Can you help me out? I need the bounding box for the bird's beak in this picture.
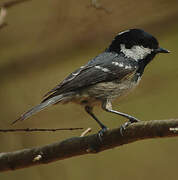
[155,47,170,54]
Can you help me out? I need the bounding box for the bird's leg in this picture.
[85,106,108,139]
[102,100,140,135]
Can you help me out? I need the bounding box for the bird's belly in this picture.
[85,79,141,100]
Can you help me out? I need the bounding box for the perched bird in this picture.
[13,29,169,135]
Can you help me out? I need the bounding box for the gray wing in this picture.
[43,64,92,97]
[43,52,137,102]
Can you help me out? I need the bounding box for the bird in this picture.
[13,29,169,136]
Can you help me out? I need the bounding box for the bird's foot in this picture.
[98,126,108,142]
[120,117,140,136]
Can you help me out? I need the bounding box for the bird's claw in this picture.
[120,118,140,136]
[120,121,131,136]
[98,127,108,142]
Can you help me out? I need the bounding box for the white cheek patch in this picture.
[120,44,153,61]
[95,65,110,72]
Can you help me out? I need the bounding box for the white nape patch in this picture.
[120,44,153,61]
[95,65,110,72]
[118,30,130,36]
[112,61,124,67]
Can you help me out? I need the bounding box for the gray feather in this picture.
[12,93,72,124]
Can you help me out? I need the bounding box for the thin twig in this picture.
[0,7,7,29]
[0,0,30,30]
[80,128,92,137]
[0,0,30,8]
[0,127,83,132]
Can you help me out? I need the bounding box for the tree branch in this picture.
[0,119,178,172]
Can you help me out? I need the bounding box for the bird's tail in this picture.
[12,92,73,125]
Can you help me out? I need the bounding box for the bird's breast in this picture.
[85,74,141,100]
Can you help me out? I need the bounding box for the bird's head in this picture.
[108,29,169,63]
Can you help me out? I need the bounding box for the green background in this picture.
[0,0,178,179]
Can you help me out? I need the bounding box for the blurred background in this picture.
[0,0,178,179]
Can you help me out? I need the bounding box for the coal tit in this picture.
[13,29,170,135]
